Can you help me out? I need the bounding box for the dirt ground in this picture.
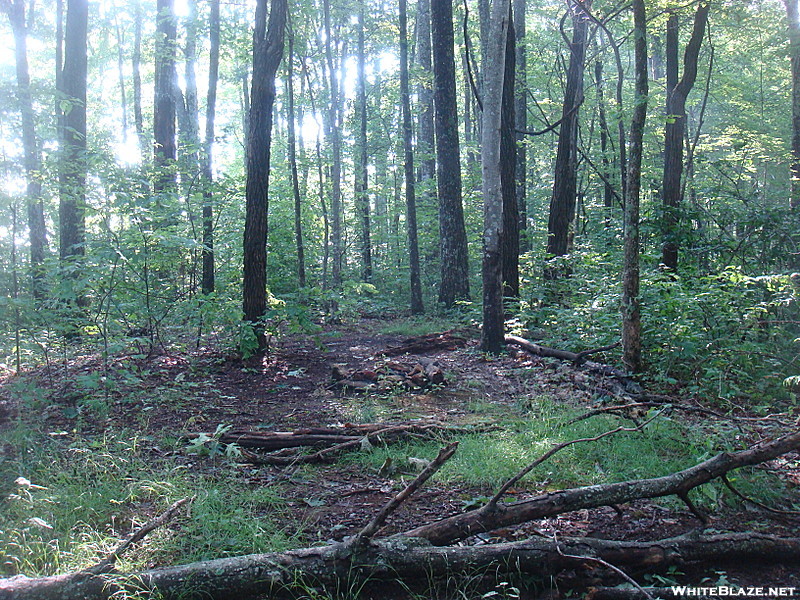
[2,319,800,597]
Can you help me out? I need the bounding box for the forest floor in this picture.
[1,317,800,598]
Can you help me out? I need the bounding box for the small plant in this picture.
[185,424,241,458]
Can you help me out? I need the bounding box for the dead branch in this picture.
[349,442,459,547]
[380,331,468,356]
[4,532,800,600]
[84,497,192,575]
[402,430,800,545]
[505,336,636,393]
[227,423,477,465]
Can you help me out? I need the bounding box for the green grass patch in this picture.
[341,404,784,510]
[378,316,462,338]
[0,427,297,577]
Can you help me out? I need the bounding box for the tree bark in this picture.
[356,3,372,282]
[786,0,800,212]
[501,11,519,299]
[322,0,343,288]
[242,0,287,349]
[2,0,49,299]
[621,0,648,373]
[481,0,511,353]
[400,0,424,314]
[432,0,470,307]
[514,0,528,252]
[545,0,590,267]
[4,532,800,600]
[660,4,709,272]
[132,0,146,161]
[286,29,306,289]
[154,0,177,194]
[417,0,436,185]
[201,0,220,295]
[58,0,88,264]
[595,57,615,228]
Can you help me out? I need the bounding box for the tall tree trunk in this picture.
[286,27,306,288]
[594,57,614,228]
[2,0,49,299]
[114,15,128,140]
[154,0,177,194]
[660,4,709,272]
[481,0,511,353]
[400,0,424,314]
[323,0,343,287]
[242,0,287,350]
[417,0,436,185]
[356,4,372,282]
[432,0,470,307]
[178,0,201,198]
[133,0,146,160]
[514,0,528,252]
[785,0,800,211]
[58,0,88,264]
[201,0,220,295]
[501,8,519,299]
[622,0,648,374]
[545,0,590,266]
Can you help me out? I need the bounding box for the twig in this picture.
[554,533,655,600]
[348,441,459,548]
[722,475,800,518]
[84,496,193,575]
[678,492,709,525]
[574,340,622,363]
[487,414,661,509]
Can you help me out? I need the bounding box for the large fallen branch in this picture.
[211,422,489,465]
[380,331,468,356]
[4,532,800,600]
[505,335,637,393]
[402,429,800,545]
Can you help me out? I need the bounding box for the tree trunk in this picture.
[481,0,511,353]
[201,0,220,295]
[417,0,435,185]
[286,28,306,288]
[545,0,590,266]
[154,0,177,194]
[432,0,470,307]
[786,0,800,212]
[242,0,287,349]
[323,0,343,288]
[621,0,648,374]
[594,57,615,228]
[2,0,49,299]
[178,0,201,202]
[4,534,800,600]
[660,4,709,272]
[514,0,528,252]
[501,10,519,299]
[58,0,88,264]
[132,0,146,161]
[356,4,372,282]
[400,0,424,314]
[114,15,128,139]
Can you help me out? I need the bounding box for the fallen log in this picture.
[505,335,636,391]
[402,429,800,545]
[3,533,800,600]
[330,359,447,391]
[215,422,462,452]
[380,331,468,356]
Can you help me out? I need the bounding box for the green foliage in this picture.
[517,244,799,404]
